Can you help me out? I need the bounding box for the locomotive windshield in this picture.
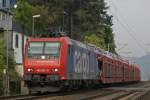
[28,42,60,59]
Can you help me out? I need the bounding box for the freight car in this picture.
[23,36,140,93]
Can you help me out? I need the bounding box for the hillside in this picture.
[135,53,150,81]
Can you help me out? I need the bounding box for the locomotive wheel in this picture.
[37,91,42,94]
[29,90,32,94]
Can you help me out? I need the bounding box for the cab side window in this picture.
[15,34,19,48]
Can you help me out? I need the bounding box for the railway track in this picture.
[112,91,142,100]
[0,89,120,100]
[0,93,60,100]
[79,82,150,100]
[79,90,122,100]
[0,94,29,100]
[0,90,148,100]
[79,90,146,100]
[1,82,150,100]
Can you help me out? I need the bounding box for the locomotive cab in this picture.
[23,37,68,92]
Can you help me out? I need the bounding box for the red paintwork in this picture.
[97,54,140,84]
[24,37,69,80]
[24,36,141,84]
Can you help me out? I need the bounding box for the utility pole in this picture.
[68,13,73,38]
[146,43,150,80]
[3,3,17,96]
[71,14,73,38]
[107,37,111,52]
[32,14,40,37]
[107,43,110,52]
[4,8,10,96]
[32,17,34,37]
[117,43,128,52]
[62,12,65,32]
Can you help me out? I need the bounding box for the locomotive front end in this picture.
[23,38,67,92]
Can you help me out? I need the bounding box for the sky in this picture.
[105,0,150,57]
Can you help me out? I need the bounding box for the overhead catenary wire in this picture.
[107,0,147,55]
[111,1,146,48]
[108,0,150,81]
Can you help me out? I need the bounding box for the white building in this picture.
[12,31,28,77]
[0,0,16,30]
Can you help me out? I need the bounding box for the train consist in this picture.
[23,36,141,93]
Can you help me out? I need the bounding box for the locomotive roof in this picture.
[66,37,99,52]
[27,37,61,42]
[65,37,129,63]
[27,36,135,66]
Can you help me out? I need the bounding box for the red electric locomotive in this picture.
[24,35,141,93]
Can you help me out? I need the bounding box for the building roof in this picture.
[0,8,12,15]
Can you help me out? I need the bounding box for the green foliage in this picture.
[0,34,5,77]
[0,33,20,95]
[32,5,62,35]
[84,33,106,50]
[0,80,4,95]
[13,0,32,30]
[13,0,116,53]
[0,33,4,95]
[7,51,19,80]
[10,81,20,95]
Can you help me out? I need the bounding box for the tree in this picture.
[13,0,33,63]
[13,0,116,53]
[0,33,5,77]
[0,33,20,95]
[32,5,62,35]
[84,33,107,50]
[13,0,32,31]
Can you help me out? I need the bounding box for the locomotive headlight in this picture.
[54,68,58,72]
[51,68,58,72]
[41,55,45,59]
[27,68,33,72]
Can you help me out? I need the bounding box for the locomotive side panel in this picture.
[89,51,99,79]
[73,45,91,79]
[66,41,99,80]
[66,45,74,79]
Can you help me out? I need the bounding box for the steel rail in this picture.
[0,93,59,100]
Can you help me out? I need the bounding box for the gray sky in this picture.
[106,0,150,57]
